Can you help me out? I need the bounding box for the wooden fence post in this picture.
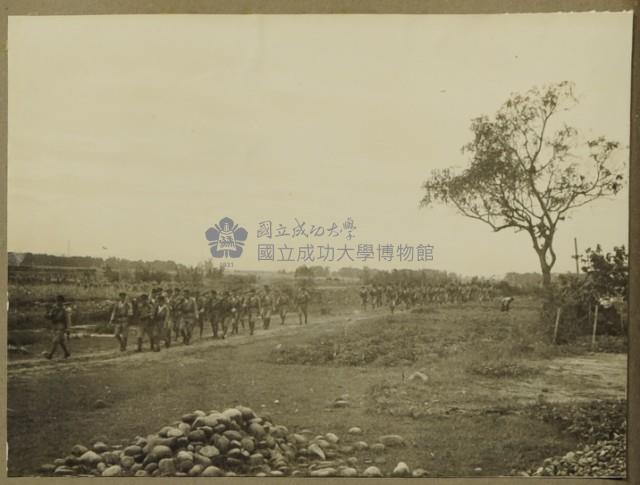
[591,304,599,350]
[553,307,562,344]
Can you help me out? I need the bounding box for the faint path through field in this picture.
[7,309,378,378]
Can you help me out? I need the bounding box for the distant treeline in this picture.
[8,252,227,286]
[8,252,188,272]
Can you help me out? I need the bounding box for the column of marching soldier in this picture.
[109,285,313,352]
[44,281,510,359]
[44,286,312,359]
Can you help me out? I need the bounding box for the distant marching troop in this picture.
[358,282,503,314]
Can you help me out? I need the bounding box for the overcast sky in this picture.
[8,13,632,277]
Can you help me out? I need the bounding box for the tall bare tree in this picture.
[421,81,625,303]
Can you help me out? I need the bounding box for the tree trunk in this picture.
[538,256,556,329]
[541,266,552,294]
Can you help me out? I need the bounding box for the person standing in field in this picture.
[500,296,514,312]
[44,295,72,360]
[109,292,133,352]
[295,287,311,325]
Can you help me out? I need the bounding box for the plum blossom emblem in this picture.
[205,217,248,258]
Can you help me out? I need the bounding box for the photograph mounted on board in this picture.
[6,12,631,478]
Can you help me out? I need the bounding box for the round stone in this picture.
[123,445,142,456]
[177,460,194,473]
[370,443,385,454]
[101,451,119,465]
[340,467,358,477]
[166,427,184,438]
[222,408,243,422]
[214,436,231,453]
[248,422,266,439]
[176,450,193,462]
[310,468,337,477]
[379,435,405,447]
[193,454,212,468]
[249,453,264,466]
[308,443,326,460]
[200,466,224,477]
[54,466,74,476]
[393,461,411,477]
[363,466,383,477]
[236,406,256,421]
[120,455,135,469]
[158,458,176,476]
[353,441,369,450]
[241,437,255,453]
[71,445,89,457]
[223,430,243,442]
[92,442,109,453]
[199,445,220,459]
[188,429,206,442]
[101,465,122,477]
[152,445,173,460]
[325,433,339,444]
[79,450,102,467]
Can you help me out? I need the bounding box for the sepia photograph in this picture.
[5,11,632,479]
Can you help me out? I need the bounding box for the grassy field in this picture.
[6,296,627,477]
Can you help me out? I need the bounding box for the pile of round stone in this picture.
[522,435,626,478]
[38,406,427,478]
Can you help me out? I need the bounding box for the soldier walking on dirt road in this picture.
[136,294,157,352]
[275,290,290,325]
[44,295,72,360]
[260,285,274,330]
[154,294,171,349]
[109,292,132,352]
[179,289,199,345]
